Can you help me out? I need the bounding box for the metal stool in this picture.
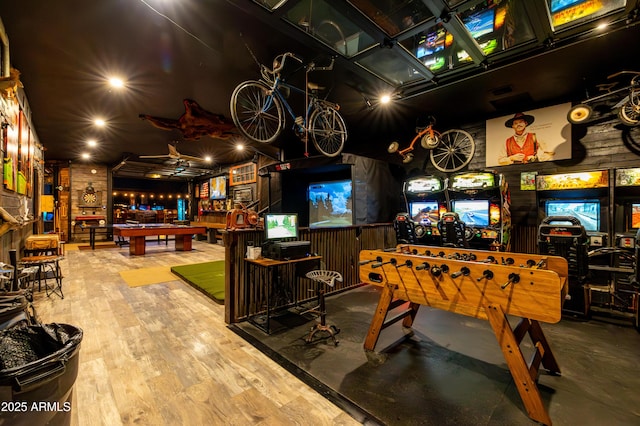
[19,255,64,299]
[304,270,342,346]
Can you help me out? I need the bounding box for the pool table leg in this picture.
[175,234,193,251]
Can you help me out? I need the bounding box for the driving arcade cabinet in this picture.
[395,175,448,245]
[448,171,511,251]
[538,216,590,317]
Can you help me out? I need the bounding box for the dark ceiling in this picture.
[1,0,639,180]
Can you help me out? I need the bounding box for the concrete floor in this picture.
[231,285,640,426]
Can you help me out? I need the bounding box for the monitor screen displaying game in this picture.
[308,180,353,228]
[630,203,640,229]
[265,213,299,240]
[462,8,495,39]
[545,199,600,232]
[550,0,586,13]
[409,201,440,225]
[451,199,489,227]
[415,27,447,60]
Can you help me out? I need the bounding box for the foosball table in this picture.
[359,244,569,426]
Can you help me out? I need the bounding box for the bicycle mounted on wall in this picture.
[230,52,347,158]
[387,116,476,173]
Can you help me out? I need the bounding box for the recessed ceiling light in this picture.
[94,118,106,127]
[236,144,244,151]
[379,94,392,104]
[87,139,97,147]
[204,155,212,162]
[108,77,125,88]
[81,152,90,159]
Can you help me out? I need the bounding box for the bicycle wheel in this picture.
[230,80,284,144]
[429,129,475,173]
[309,106,347,157]
[619,101,640,126]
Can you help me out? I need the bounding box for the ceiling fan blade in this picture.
[139,154,171,159]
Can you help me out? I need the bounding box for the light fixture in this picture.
[379,94,392,105]
[236,144,244,151]
[94,118,106,127]
[108,77,125,88]
[81,152,90,159]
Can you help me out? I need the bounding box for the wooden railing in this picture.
[222,224,396,324]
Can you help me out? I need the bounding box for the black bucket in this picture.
[0,323,83,426]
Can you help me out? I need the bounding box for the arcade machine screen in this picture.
[414,26,451,72]
[409,201,440,225]
[544,199,600,232]
[631,203,640,229]
[308,180,353,228]
[451,200,489,227]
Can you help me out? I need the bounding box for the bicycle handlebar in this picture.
[271,52,303,76]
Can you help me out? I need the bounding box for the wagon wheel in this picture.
[619,102,640,126]
[429,129,475,173]
[567,104,593,124]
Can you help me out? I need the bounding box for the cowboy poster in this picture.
[485,103,572,167]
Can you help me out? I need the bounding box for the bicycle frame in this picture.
[261,76,313,132]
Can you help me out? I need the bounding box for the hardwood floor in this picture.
[32,240,359,425]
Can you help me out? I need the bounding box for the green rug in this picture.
[171,261,225,304]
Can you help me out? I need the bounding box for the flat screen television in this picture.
[409,201,439,225]
[462,8,495,39]
[451,199,490,227]
[630,203,640,229]
[308,180,353,228]
[265,213,299,240]
[210,175,226,200]
[544,199,600,232]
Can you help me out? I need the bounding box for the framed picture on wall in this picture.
[485,103,572,167]
[2,96,20,192]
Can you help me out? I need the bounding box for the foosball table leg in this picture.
[485,303,553,426]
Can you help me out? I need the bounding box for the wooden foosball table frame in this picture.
[359,244,569,426]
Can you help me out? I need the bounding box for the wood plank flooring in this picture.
[32,240,359,425]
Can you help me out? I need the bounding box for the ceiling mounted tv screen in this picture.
[308,180,353,228]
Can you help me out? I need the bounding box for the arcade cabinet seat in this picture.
[437,212,469,248]
[538,216,589,278]
[393,213,417,244]
[538,216,589,316]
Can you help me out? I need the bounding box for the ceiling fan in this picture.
[139,143,209,164]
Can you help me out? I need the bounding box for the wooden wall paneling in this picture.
[224,225,394,324]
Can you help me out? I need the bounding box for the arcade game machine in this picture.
[536,170,610,249]
[447,171,511,251]
[398,175,448,245]
[536,170,610,317]
[584,167,640,324]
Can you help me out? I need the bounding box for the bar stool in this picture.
[19,255,64,299]
[304,270,342,346]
